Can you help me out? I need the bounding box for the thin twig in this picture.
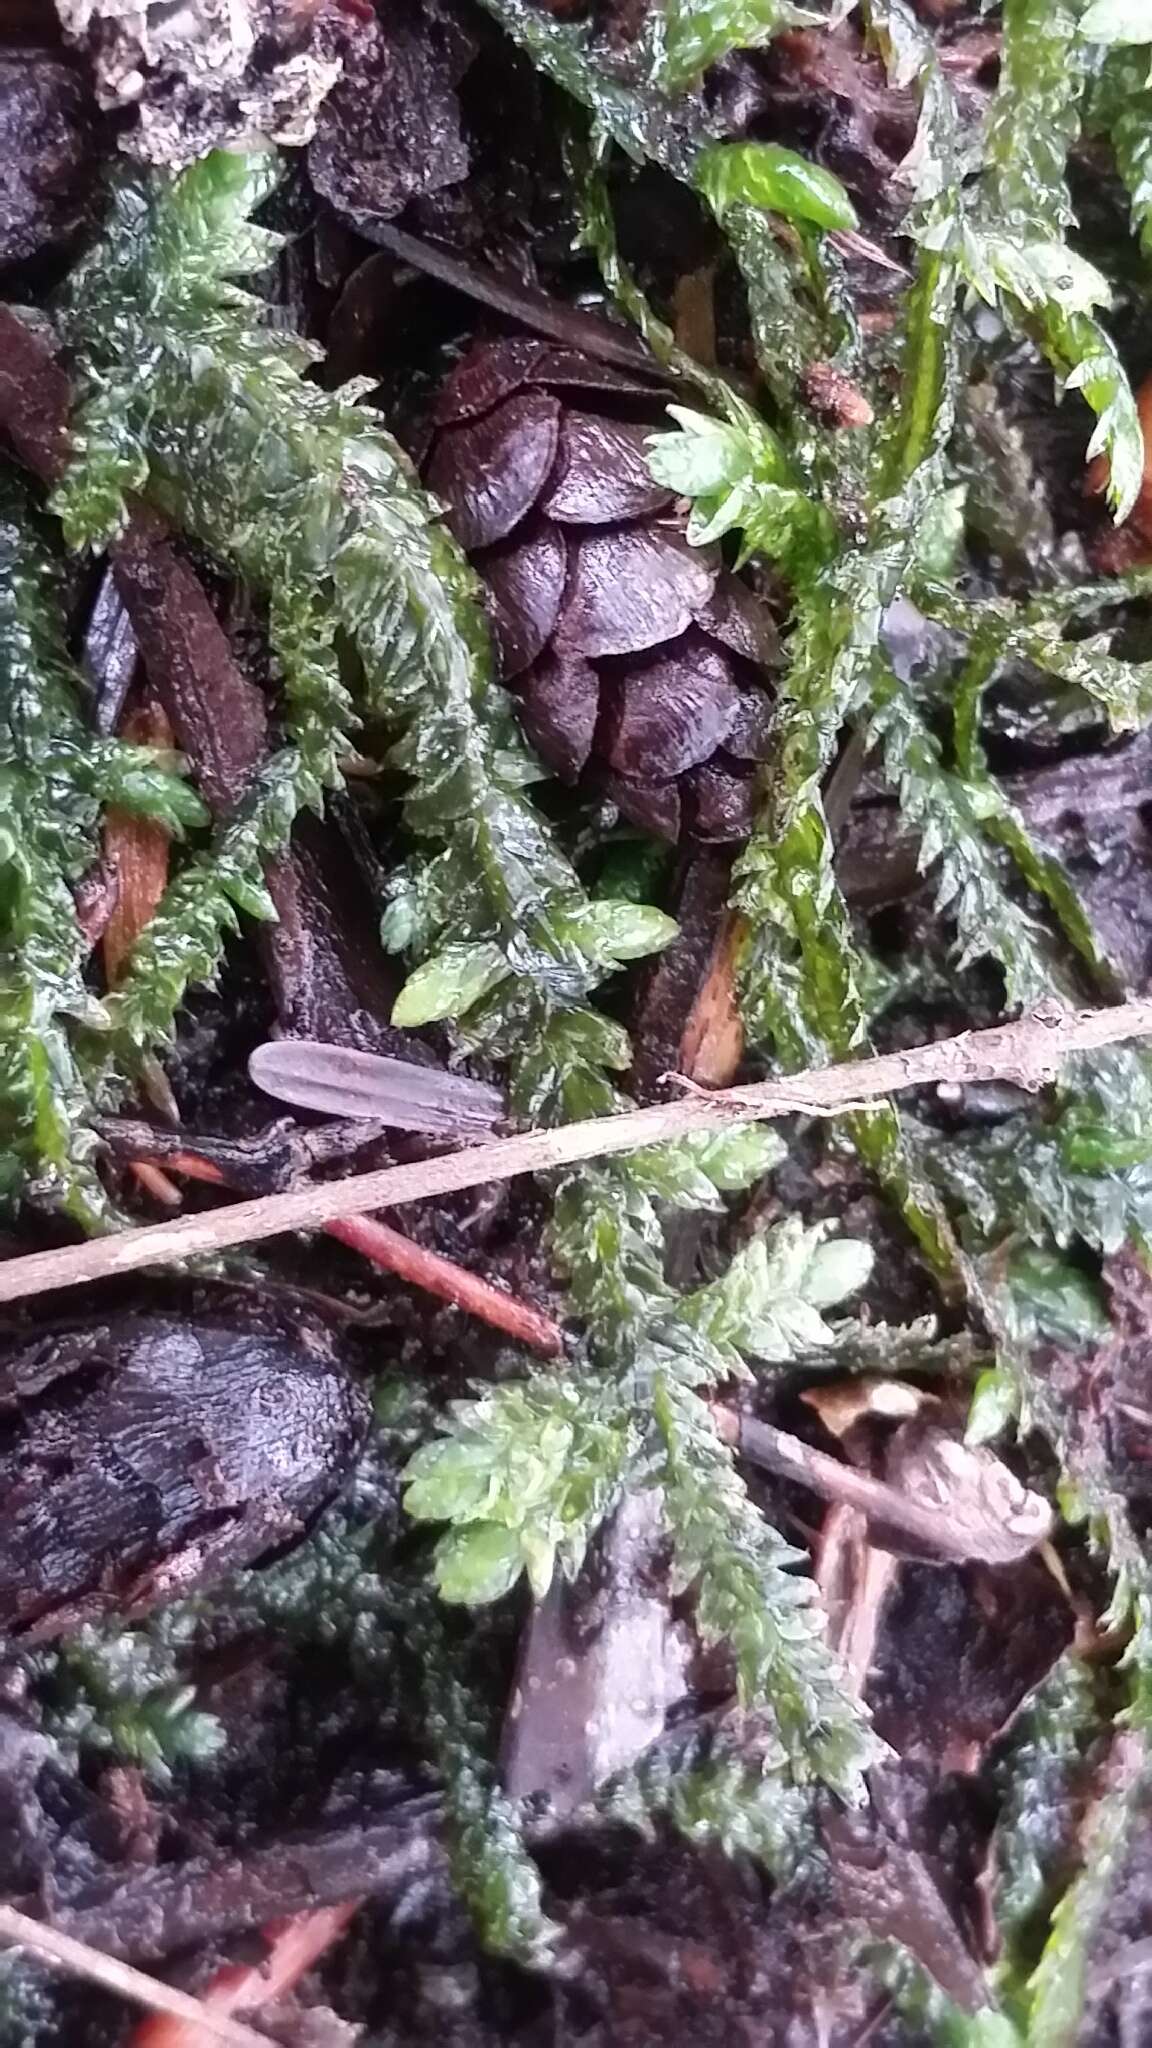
[720,1412,1053,1566]
[0,1905,271,2048]
[325,1216,564,1355]
[350,219,668,379]
[43,1798,444,1960]
[2,998,1151,1307]
[154,1151,564,1355]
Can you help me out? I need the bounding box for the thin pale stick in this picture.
[0,1905,270,2048]
[3,997,1151,1307]
[723,1413,1052,1566]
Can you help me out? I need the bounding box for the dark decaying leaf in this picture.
[1015,743,1152,1000]
[263,811,420,1060]
[1047,1247,1152,1532]
[539,410,675,523]
[309,0,473,224]
[605,633,741,780]
[477,516,567,678]
[556,523,718,657]
[519,646,601,780]
[426,390,561,549]
[865,1554,1074,1766]
[0,302,71,484]
[631,849,735,1097]
[0,1318,368,1638]
[0,51,99,266]
[111,508,267,815]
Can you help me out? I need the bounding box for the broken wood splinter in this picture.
[721,1410,1053,1567]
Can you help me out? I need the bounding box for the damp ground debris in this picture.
[4,0,1152,2042]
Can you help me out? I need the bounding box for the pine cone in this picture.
[424,338,779,841]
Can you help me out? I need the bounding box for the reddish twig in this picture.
[325,1215,563,1354]
[3,998,1152,1307]
[128,1161,184,1209]
[678,908,746,1087]
[156,1151,563,1356]
[127,1901,361,2048]
[104,701,178,985]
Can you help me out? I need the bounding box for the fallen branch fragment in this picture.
[3,998,1151,1306]
[678,907,747,1086]
[348,219,667,378]
[722,1412,1054,1566]
[39,1799,444,1960]
[0,1905,271,2048]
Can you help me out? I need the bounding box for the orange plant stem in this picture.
[157,1151,564,1357]
[128,1900,362,2047]
[325,1213,563,1354]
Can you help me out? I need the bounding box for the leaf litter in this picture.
[4,0,1152,2043]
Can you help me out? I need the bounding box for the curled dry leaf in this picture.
[111,513,267,816]
[884,1420,1055,1567]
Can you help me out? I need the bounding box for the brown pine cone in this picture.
[424,337,779,842]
